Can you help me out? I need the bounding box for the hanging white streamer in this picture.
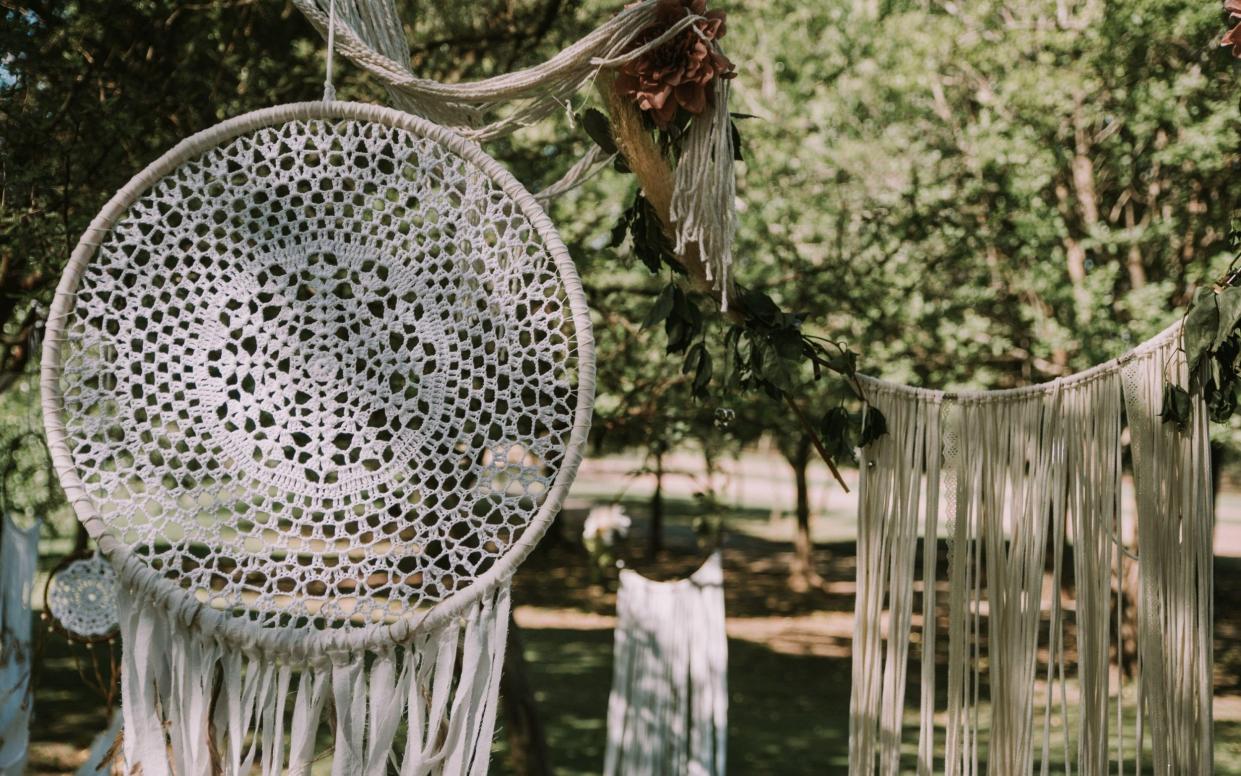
[1121,338,1215,775]
[604,553,728,776]
[116,583,512,776]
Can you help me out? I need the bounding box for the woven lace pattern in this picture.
[56,118,579,630]
[46,553,119,638]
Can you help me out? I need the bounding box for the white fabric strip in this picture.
[604,553,727,776]
[74,709,122,776]
[0,514,39,776]
[114,582,513,776]
[1121,338,1215,775]
[850,389,941,775]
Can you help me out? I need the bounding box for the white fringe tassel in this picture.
[1122,339,1214,775]
[851,337,1214,775]
[604,553,727,776]
[117,583,511,776]
[670,75,737,309]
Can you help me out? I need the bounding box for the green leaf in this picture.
[738,289,779,326]
[682,342,704,375]
[730,120,743,162]
[1159,382,1192,432]
[666,316,693,353]
[1183,287,1219,376]
[757,338,795,391]
[629,196,674,275]
[610,206,634,248]
[820,406,854,460]
[678,289,703,342]
[1208,383,1237,423]
[1215,285,1241,350]
[691,348,713,398]
[642,284,675,330]
[858,404,888,447]
[580,109,617,155]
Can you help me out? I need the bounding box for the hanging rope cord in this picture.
[856,320,1184,571]
[849,316,1215,775]
[299,0,694,135]
[295,0,738,303]
[857,318,1181,405]
[322,0,337,101]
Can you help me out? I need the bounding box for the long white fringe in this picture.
[851,335,1214,775]
[604,553,727,776]
[117,583,511,776]
[75,710,122,776]
[1122,338,1214,775]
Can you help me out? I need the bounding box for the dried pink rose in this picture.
[614,0,736,129]
[1225,0,1241,57]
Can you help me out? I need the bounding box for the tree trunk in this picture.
[501,616,552,776]
[787,434,823,592]
[1060,96,1100,323]
[647,449,665,559]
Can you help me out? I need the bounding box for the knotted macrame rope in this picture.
[850,319,1213,775]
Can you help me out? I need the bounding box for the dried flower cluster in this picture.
[614,0,735,129]
[1226,0,1241,57]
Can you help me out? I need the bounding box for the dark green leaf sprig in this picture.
[1165,278,1241,430]
[1164,230,1241,431]
[584,106,887,485]
[616,198,887,474]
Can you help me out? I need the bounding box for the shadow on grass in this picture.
[491,628,850,776]
[25,617,115,775]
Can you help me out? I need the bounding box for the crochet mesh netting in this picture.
[56,118,580,630]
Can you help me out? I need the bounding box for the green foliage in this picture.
[6,0,1235,494]
[1161,383,1193,431]
[1169,230,1241,429]
[725,0,1237,396]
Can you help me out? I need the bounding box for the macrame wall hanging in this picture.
[42,98,595,775]
[605,552,728,776]
[0,512,40,776]
[848,323,1214,775]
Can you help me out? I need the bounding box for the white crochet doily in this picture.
[46,553,119,639]
[49,105,592,633]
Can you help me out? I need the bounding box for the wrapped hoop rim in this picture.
[41,101,596,660]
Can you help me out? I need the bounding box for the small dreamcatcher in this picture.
[41,550,121,771]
